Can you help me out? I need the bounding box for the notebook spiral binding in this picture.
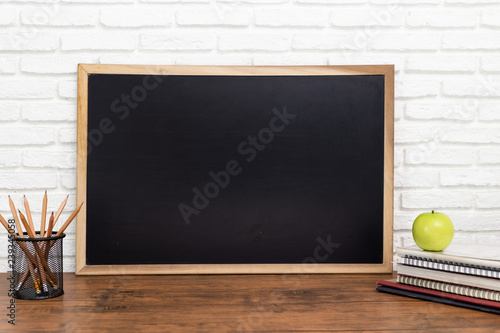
[397,275,500,302]
[402,256,500,279]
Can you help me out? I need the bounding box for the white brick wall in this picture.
[179,8,251,26]
[0,81,56,99]
[479,103,500,120]
[21,7,98,26]
[0,0,499,272]
[257,8,327,27]
[405,103,475,120]
[140,32,214,50]
[482,10,500,27]
[406,10,477,28]
[21,56,97,74]
[22,103,77,121]
[61,33,138,51]
[0,33,57,51]
[101,8,173,27]
[443,33,500,50]
[0,104,19,121]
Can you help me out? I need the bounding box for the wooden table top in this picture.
[1,273,498,332]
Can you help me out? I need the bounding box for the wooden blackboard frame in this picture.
[76,64,394,275]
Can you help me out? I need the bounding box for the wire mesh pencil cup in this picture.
[12,232,65,300]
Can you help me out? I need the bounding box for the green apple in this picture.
[412,210,454,251]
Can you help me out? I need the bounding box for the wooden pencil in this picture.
[18,210,32,238]
[17,255,40,293]
[0,213,16,238]
[55,202,84,237]
[8,196,24,238]
[23,195,36,236]
[40,191,48,237]
[43,213,55,259]
[12,242,42,294]
[45,212,55,238]
[53,195,69,227]
[18,211,50,293]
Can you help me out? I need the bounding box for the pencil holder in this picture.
[12,232,65,300]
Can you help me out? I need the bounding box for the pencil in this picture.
[46,212,55,238]
[8,196,24,238]
[43,213,55,260]
[41,191,48,237]
[23,196,36,236]
[18,211,52,293]
[18,256,40,293]
[13,243,41,294]
[55,202,84,237]
[18,210,32,238]
[53,195,68,227]
[0,213,16,238]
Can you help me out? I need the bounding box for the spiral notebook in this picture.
[397,264,500,291]
[396,244,500,272]
[399,256,500,279]
[397,275,500,302]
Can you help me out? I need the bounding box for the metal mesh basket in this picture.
[12,232,65,300]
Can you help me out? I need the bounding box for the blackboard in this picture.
[76,65,394,275]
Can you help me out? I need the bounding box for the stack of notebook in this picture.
[376,243,500,314]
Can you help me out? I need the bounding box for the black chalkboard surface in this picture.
[76,65,394,275]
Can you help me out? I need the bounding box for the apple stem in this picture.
[432,210,434,214]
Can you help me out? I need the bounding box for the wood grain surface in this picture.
[1,273,498,332]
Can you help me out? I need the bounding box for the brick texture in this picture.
[0,0,499,272]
